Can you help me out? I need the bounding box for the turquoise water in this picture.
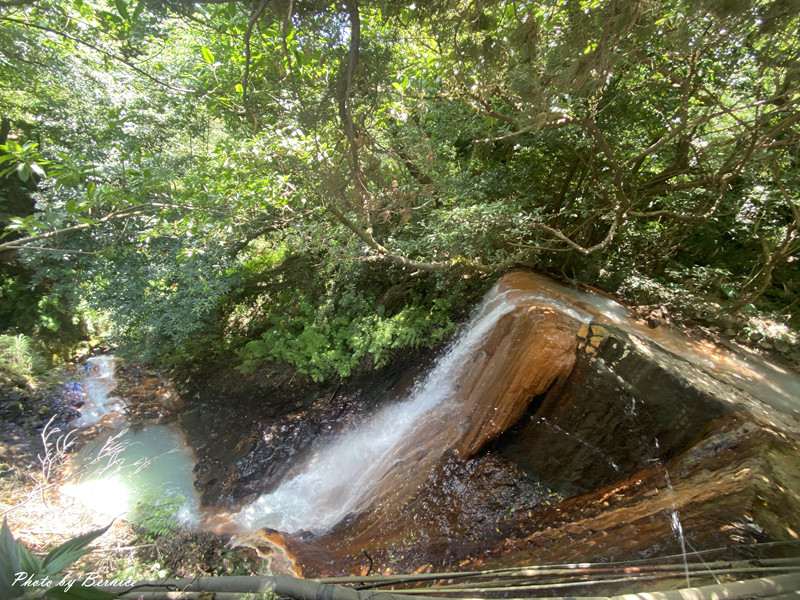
[64,356,201,526]
[65,421,200,525]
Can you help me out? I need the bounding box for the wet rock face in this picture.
[285,320,799,577]
[304,451,560,575]
[277,276,799,577]
[181,271,799,577]
[494,324,734,496]
[182,348,440,508]
[115,363,183,423]
[452,305,578,457]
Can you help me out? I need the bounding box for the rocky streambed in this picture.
[24,270,798,584]
[173,271,800,578]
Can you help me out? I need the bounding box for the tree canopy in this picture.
[1,0,798,379]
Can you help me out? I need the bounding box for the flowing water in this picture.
[74,356,125,427]
[233,289,521,533]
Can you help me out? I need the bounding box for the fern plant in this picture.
[0,518,115,599]
[0,334,45,385]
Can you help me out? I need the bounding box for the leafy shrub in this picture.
[0,518,113,599]
[240,294,456,381]
[129,493,184,542]
[0,334,47,386]
[232,252,478,381]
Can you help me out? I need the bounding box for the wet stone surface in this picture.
[181,349,439,508]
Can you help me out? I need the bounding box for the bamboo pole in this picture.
[355,557,800,591]
[319,540,800,587]
[107,576,442,600]
[394,560,800,591]
[104,572,800,600]
[99,542,800,600]
[379,567,800,594]
[610,572,800,600]
[114,594,249,599]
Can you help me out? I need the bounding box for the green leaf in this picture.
[235,82,244,95]
[16,163,31,182]
[1,518,25,598]
[200,46,215,65]
[114,0,129,21]
[131,0,145,21]
[30,162,46,178]
[18,542,42,574]
[41,522,113,576]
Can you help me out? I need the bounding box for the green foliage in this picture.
[0,333,47,386]
[0,0,798,374]
[240,278,458,381]
[0,518,114,599]
[129,493,183,542]
[0,270,90,362]
[0,141,48,183]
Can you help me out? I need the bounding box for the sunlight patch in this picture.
[61,475,131,519]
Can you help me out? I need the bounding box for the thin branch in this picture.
[241,0,270,114]
[0,206,154,253]
[1,245,99,255]
[475,112,573,143]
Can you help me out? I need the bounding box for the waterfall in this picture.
[75,355,124,427]
[233,286,520,534]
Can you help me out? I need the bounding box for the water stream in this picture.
[74,356,124,427]
[63,357,201,526]
[233,288,520,533]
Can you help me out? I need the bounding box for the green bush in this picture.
[0,333,47,386]
[129,493,185,542]
[240,293,456,382]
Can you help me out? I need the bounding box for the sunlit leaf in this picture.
[114,0,129,21]
[1,519,25,599]
[30,162,46,178]
[200,46,215,64]
[41,522,113,576]
[16,163,31,182]
[18,543,41,574]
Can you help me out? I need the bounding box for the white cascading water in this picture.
[75,355,124,426]
[233,286,520,534]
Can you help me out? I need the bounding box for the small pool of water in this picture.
[63,356,201,526]
[64,424,200,525]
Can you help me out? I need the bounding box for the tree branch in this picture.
[329,0,478,273]
[0,206,155,253]
[241,0,270,117]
